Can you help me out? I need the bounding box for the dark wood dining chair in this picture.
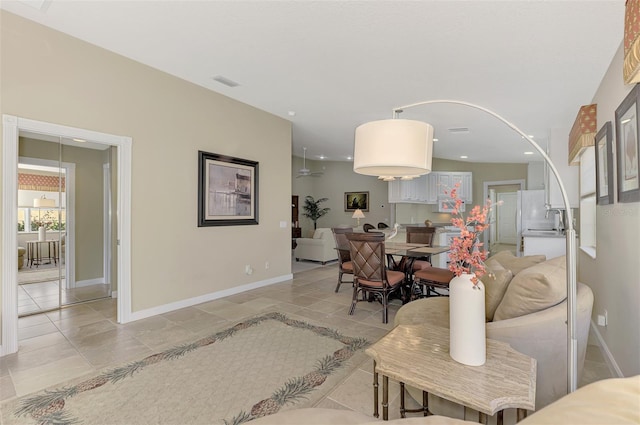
[377,222,389,229]
[406,226,437,272]
[331,227,354,293]
[363,223,376,232]
[346,232,405,323]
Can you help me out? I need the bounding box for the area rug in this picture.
[1,312,370,425]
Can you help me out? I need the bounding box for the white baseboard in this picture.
[75,277,105,287]
[589,320,624,378]
[111,290,118,299]
[127,273,293,323]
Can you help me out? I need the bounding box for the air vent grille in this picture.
[212,75,240,87]
[448,127,470,133]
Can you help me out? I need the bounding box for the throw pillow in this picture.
[489,250,546,275]
[493,256,567,321]
[482,268,514,322]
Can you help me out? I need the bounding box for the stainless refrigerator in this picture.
[516,190,555,255]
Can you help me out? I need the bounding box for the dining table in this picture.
[384,242,450,300]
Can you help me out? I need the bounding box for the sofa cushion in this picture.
[489,250,546,275]
[482,267,513,322]
[493,256,567,321]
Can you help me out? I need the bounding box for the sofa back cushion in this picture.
[489,251,546,276]
[482,265,514,322]
[493,256,567,321]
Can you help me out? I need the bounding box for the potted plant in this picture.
[302,196,330,230]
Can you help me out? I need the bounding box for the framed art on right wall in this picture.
[595,121,614,205]
[615,84,640,203]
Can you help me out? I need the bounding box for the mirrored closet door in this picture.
[17,133,116,316]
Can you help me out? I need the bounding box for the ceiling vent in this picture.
[212,75,240,87]
[448,127,470,134]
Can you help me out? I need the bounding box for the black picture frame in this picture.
[615,85,640,203]
[344,191,369,212]
[595,121,614,205]
[197,151,258,227]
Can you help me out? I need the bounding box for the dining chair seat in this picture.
[356,269,404,288]
[412,260,432,272]
[414,266,454,297]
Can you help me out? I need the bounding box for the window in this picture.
[579,147,596,258]
[17,207,66,233]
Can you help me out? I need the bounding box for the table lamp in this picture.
[352,209,365,226]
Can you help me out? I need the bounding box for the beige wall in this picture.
[292,157,390,237]
[581,42,640,376]
[1,11,292,323]
[19,137,107,282]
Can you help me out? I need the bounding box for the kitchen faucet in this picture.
[545,208,565,232]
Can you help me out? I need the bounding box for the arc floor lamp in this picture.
[353,99,578,394]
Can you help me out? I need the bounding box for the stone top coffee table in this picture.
[365,324,536,424]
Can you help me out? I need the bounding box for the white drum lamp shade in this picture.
[33,195,55,208]
[353,119,434,177]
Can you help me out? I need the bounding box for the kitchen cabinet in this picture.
[427,172,472,203]
[388,175,429,203]
[388,171,472,204]
[523,234,566,259]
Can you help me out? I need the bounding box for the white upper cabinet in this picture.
[389,171,472,204]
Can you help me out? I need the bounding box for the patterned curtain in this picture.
[18,173,66,192]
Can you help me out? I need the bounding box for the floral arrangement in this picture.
[443,183,496,286]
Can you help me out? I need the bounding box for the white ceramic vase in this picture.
[449,273,486,366]
[38,226,46,241]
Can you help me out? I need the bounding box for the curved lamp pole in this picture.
[389,100,578,393]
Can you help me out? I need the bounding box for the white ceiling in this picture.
[1,1,625,164]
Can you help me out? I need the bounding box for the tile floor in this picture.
[18,280,112,316]
[0,261,613,422]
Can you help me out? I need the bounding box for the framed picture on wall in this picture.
[615,84,640,203]
[198,151,259,226]
[344,191,369,212]
[595,121,614,205]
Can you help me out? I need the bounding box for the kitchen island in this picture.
[522,230,566,259]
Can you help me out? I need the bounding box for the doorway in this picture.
[482,179,525,254]
[2,115,132,356]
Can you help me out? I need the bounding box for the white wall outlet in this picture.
[265,261,269,269]
[245,265,253,275]
[597,310,608,327]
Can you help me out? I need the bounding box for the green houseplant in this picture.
[302,196,330,230]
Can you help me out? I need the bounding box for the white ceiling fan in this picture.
[296,147,324,178]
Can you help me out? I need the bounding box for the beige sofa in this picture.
[249,375,640,424]
[394,252,594,411]
[294,228,339,264]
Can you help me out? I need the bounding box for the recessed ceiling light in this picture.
[460,155,468,159]
[346,156,353,160]
[72,138,86,143]
[288,111,296,117]
[528,135,535,138]
[524,151,534,155]
[433,138,439,142]
[318,155,326,160]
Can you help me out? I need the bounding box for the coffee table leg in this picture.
[516,408,528,422]
[497,410,504,425]
[373,360,379,418]
[400,382,406,418]
[382,375,389,420]
[423,391,429,416]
